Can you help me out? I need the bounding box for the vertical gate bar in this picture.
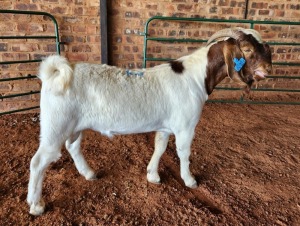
[100,0,108,64]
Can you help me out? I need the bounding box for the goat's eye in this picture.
[243,49,252,53]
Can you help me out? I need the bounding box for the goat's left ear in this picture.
[223,42,244,80]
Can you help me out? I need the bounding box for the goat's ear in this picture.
[223,42,244,80]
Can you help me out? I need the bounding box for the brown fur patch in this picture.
[170,60,185,74]
[205,41,228,95]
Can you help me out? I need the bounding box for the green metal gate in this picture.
[143,16,300,105]
[0,10,61,116]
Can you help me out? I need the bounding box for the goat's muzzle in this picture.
[253,64,272,81]
[254,69,268,80]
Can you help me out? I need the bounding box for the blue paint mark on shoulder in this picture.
[126,69,144,77]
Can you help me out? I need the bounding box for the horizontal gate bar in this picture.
[0,106,40,116]
[0,75,37,82]
[1,91,40,100]
[145,57,300,67]
[207,99,300,105]
[215,87,300,92]
[0,59,42,65]
[0,36,57,39]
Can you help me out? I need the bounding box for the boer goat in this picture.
[27,27,272,215]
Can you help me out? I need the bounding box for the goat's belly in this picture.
[89,121,171,137]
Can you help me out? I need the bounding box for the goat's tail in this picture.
[38,55,73,94]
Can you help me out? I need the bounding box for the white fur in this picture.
[38,55,73,94]
[27,47,210,215]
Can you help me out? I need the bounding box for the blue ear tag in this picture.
[233,58,246,72]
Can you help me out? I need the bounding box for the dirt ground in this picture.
[0,103,299,225]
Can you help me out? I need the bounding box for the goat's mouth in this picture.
[254,69,268,81]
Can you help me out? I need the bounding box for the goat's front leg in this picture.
[175,130,197,188]
[27,145,62,215]
[147,132,170,184]
[65,132,96,180]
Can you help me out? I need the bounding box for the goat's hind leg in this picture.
[65,132,96,180]
[147,132,170,184]
[27,144,62,215]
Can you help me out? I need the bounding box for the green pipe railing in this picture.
[0,10,61,116]
[143,16,300,105]
[0,75,37,82]
[0,59,44,65]
[1,91,40,100]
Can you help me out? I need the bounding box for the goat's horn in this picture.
[236,28,263,43]
[206,27,263,45]
[206,28,241,46]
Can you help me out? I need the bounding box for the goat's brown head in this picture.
[206,28,272,94]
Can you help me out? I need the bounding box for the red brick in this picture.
[274,10,285,17]
[0,43,8,51]
[258,10,270,16]
[29,24,44,32]
[75,0,83,5]
[60,25,72,32]
[83,7,96,16]
[219,0,229,7]
[177,4,193,11]
[10,80,41,92]
[73,25,86,33]
[251,2,268,9]
[51,7,67,14]
[86,25,97,35]
[12,44,39,52]
[0,83,12,92]
[87,35,100,43]
[125,12,141,18]
[67,53,88,62]
[61,35,74,43]
[15,3,37,11]
[146,4,158,10]
[288,4,300,10]
[44,0,59,2]
[222,7,232,14]
[17,23,28,32]
[2,53,30,61]
[74,7,84,15]
[75,36,87,43]
[63,16,82,24]
[72,45,92,53]
[132,46,139,53]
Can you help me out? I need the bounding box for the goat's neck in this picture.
[205,42,228,95]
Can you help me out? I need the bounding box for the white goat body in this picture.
[39,49,209,138]
[28,47,209,215]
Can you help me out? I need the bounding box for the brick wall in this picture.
[1,0,299,113]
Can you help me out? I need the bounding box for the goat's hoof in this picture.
[185,178,198,189]
[85,171,97,180]
[29,199,45,216]
[147,173,161,185]
[187,181,198,189]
